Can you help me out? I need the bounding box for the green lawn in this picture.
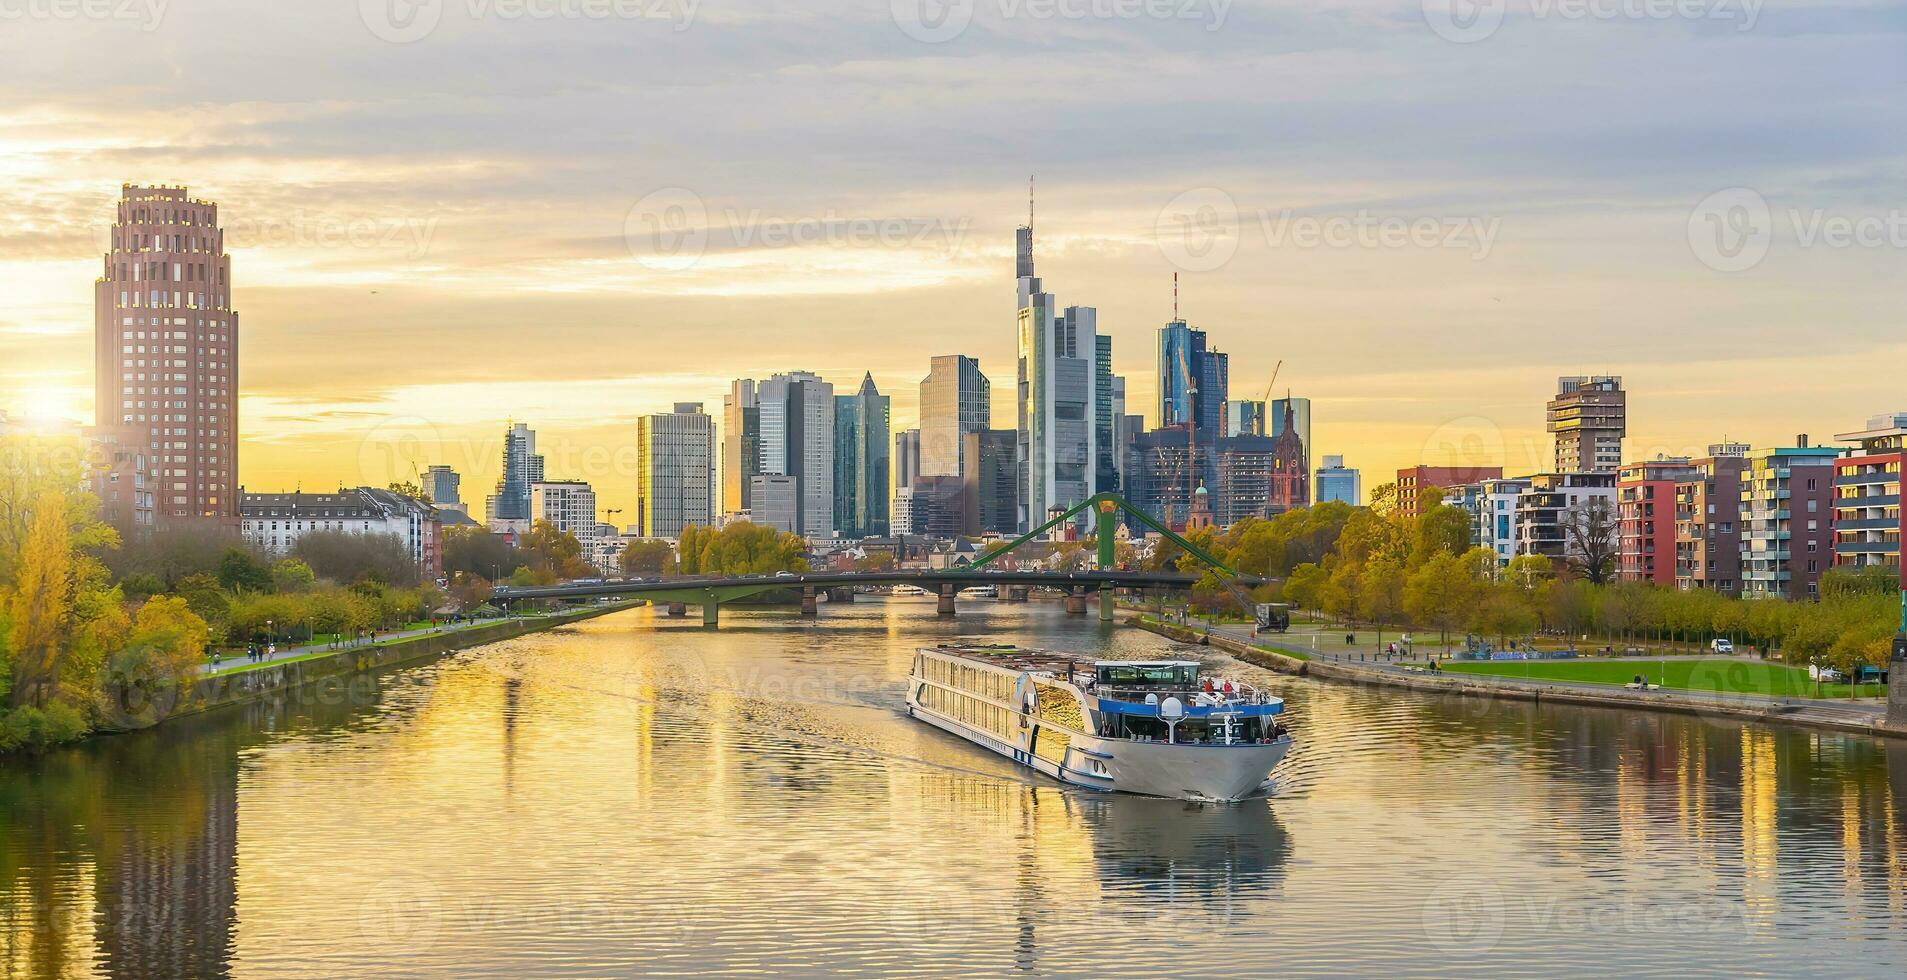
[1437,657,1884,700]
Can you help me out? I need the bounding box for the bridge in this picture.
[492,493,1265,627]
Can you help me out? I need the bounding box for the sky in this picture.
[3,0,1905,519]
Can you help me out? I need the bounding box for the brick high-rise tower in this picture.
[94,185,239,524]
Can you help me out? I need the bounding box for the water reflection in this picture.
[1,602,1905,976]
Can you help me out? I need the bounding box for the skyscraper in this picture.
[722,379,760,517]
[1315,455,1361,505]
[962,429,1019,535]
[487,422,544,527]
[638,402,716,538]
[1548,376,1626,473]
[94,184,239,524]
[757,371,835,539]
[530,480,599,564]
[919,355,989,478]
[1094,335,1120,494]
[894,428,920,489]
[423,465,462,510]
[1225,400,1266,437]
[1157,319,1227,434]
[1015,210,1098,531]
[832,373,891,538]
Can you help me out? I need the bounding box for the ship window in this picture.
[1096,664,1197,687]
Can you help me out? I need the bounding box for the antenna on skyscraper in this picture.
[1173,272,1178,322]
[1027,174,1035,242]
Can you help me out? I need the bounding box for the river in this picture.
[4,600,1906,977]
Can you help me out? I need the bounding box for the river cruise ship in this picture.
[906,643,1291,802]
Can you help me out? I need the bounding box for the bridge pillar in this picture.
[702,601,719,627]
[800,586,818,616]
[827,587,855,603]
[1099,585,1114,622]
[1006,586,1028,603]
[667,602,687,617]
[937,585,957,616]
[1064,588,1087,615]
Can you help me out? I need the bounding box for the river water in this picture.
[4,600,1906,978]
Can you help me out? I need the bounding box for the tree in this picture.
[271,557,317,593]
[1409,502,1472,568]
[99,596,209,729]
[1562,496,1618,585]
[1358,559,1407,650]
[521,520,594,579]
[1366,482,1400,518]
[292,530,420,586]
[1404,551,1482,652]
[7,505,76,709]
[619,539,677,577]
[1281,563,1327,616]
[387,480,425,500]
[443,525,518,579]
[216,547,272,593]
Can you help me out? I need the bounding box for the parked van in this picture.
[1709,638,1734,655]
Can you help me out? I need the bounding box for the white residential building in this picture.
[240,487,443,578]
[531,480,600,567]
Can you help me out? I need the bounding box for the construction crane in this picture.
[1259,359,1284,419]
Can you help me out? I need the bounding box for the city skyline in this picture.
[10,173,1896,520]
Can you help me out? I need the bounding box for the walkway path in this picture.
[199,618,517,678]
[1164,615,1890,730]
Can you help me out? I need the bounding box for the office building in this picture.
[638,402,716,538]
[531,480,600,564]
[1127,429,1293,529]
[1315,454,1360,505]
[749,474,800,534]
[833,374,891,538]
[1548,376,1626,473]
[1110,376,1131,492]
[94,185,239,524]
[1016,216,1098,531]
[1157,319,1227,433]
[919,355,989,478]
[1396,465,1504,519]
[962,428,1019,535]
[1617,456,1699,585]
[1832,413,1907,587]
[1741,440,1840,599]
[1095,335,1120,494]
[1225,400,1266,438]
[894,428,921,491]
[1673,445,1749,594]
[757,371,835,539]
[486,422,544,529]
[422,465,461,511]
[722,379,760,516]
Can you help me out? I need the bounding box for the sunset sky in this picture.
[4,0,1903,517]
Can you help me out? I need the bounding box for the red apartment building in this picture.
[1396,465,1504,519]
[1618,456,1697,585]
[1673,447,1748,594]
